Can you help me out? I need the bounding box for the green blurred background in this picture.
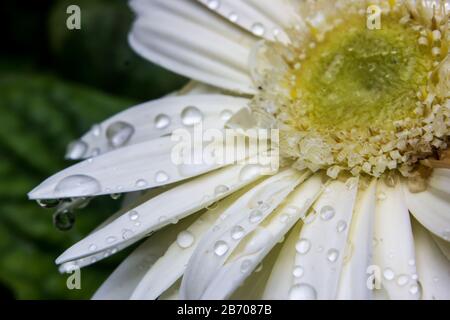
[0,0,187,299]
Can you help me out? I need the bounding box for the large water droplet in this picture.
[53,210,75,231]
[251,23,265,37]
[129,211,139,221]
[106,121,135,148]
[288,284,317,300]
[154,114,171,129]
[327,249,340,263]
[320,205,335,221]
[181,106,203,126]
[155,171,169,183]
[55,175,101,197]
[231,225,245,240]
[177,231,195,249]
[66,140,88,159]
[295,239,311,255]
[214,240,229,256]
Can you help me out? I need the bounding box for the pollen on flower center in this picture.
[251,0,450,179]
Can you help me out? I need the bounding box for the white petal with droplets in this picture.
[70,95,249,159]
[373,181,419,300]
[337,179,377,300]
[129,0,257,94]
[413,221,450,300]
[404,174,450,241]
[55,162,277,266]
[291,177,359,300]
[180,169,307,299]
[196,0,298,43]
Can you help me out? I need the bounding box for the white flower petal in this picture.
[290,177,359,300]
[373,181,419,300]
[337,179,377,300]
[129,193,241,300]
[180,169,307,299]
[413,221,450,300]
[55,162,277,266]
[195,173,323,300]
[92,216,196,300]
[30,130,263,200]
[196,0,297,43]
[69,95,249,159]
[262,222,302,300]
[129,0,257,94]
[432,235,450,260]
[403,173,450,241]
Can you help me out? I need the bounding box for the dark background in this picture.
[0,0,186,299]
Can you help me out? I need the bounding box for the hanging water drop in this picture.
[53,210,75,231]
[36,199,61,209]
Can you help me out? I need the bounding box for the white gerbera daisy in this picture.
[29,0,450,300]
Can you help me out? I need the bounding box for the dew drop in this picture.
[295,239,311,255]
[383,268,395,280]
[53,210,75,231]
[177,231,195,249]
[135,179,148,188]
[155,171,169,183]
[122,229,134,240]
[288,284,317,300]
[279,213,290,223]
[106,121,135,148]
[220,109,233,121]
[239,164,263,181]
[129,210,139,221]
[214,240,229,256]
[293,266,304,278]
[228,12,238,23]
[327,249,340,263]
[181,106,203,126]
[240,259,252,273]
[88,244,97,252]
[106,236,117,244]
[396,274,410,287]
[249,209,263,223]
[91,124,101,137]
[336,220,347,233]
[251,22,265,37]
[110,193,121,200]
[154,114,171,129]
[377,191,387,200]
[206,0,220,10]
[66,140,88,159]
[320,205,335,221]
[231,225,245,240]
[214,184,229,195]
[55,175,101,196]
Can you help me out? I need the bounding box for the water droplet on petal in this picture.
[106,236,117,244]
[327,249,340,263]
[377,192,387,200]
[293,266,304,278]
[135,179,148,188]
[206,0,220,10]
[155,114,171,129]
[214,185,229,195]
[88,244,97,252]
[383,268,395,280]
[288,284,317,300]
[181,106,203,126]
[239,164,263,182]
[155,171,169,183]
[249,209,263,223]
[106,121,135,148]
[231,225,245,240]
[320,205,335,221]
[220,109,233,121]
[55,175,101,196]
[240,259,252,273]
[295,239,311,255]
[122,229,134,240]
[228,12,238,23]
[397,274,409,286]
[336,220,347,233]
[177,231,195,249]
[129,211,139,221]
[251,22,265,37]
[214,240,229,256]
[110,193,121,200]
[66,140,88,159]
[91,124,101,137]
